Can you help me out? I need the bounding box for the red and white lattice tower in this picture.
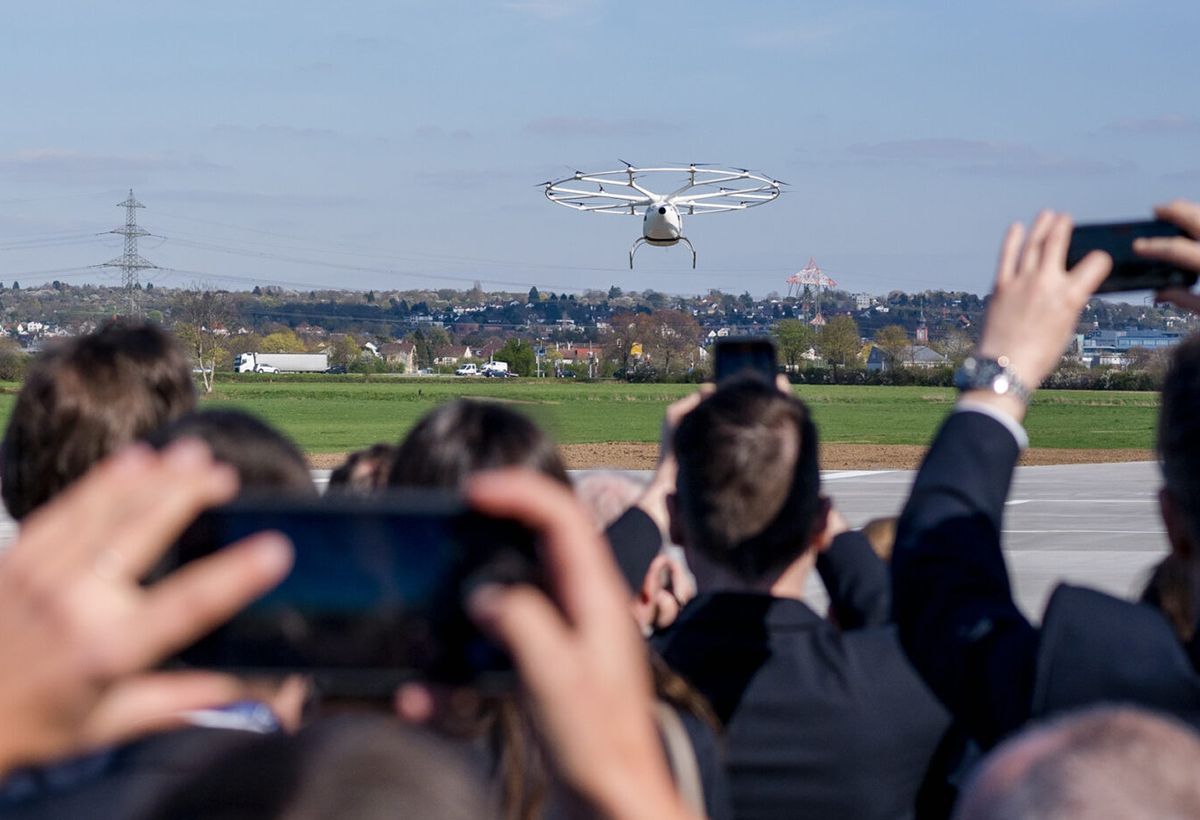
[786,257,837,317]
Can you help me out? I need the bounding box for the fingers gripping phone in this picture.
[1067,220,1196,294]
[714,337,778,383]
[173,492,539,695]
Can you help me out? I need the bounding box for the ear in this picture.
[1161,487,1196,560]
[808,495,834,552]
[667,492,687,547]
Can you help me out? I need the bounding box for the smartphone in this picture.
[714,337,778,382]
[173,492,539,696]
[1067,220,1195,294]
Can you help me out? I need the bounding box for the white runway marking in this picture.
[820,470,899,481]
[1004,530,1164,535]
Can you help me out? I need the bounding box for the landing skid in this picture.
[629,236,696,269]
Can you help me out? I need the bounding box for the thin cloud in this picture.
[415,125,473,141]
[501,0,603,19]
[0,150,224,185]
[256,124,341,140]
[524,116,680,137]
[739,24,842,49]
[406,169,517,190]
[850,138,1039,161]
[210,124,342,140]
[1107,114,1200,135]
[848,138,1128,177]
[152,189,361,208]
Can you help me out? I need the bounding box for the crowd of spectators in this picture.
[2,201,1200,819]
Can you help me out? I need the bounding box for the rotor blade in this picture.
[673,187,780,205]
[547,186,645,203]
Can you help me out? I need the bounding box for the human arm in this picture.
[468,470,696,820]
[817,521,893,629]
[624,386,715,536]
[891,212,1111,748]
[0,441,293,777]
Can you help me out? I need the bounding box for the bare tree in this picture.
[648,309,703,375]
[172,287,233,393]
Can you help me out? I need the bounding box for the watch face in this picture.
[955,357,1003,392]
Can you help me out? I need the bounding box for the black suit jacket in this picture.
[0,727,270,820]
[652,590,951,820]
[892,410,1200,748]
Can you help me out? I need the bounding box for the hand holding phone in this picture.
[1134,201,1200,311]
[1067,219,1195,294]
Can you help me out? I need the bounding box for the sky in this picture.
[1,0,1198,298]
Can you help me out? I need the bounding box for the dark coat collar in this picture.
[671,591,826,633]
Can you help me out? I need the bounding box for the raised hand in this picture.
[970,211,1112,421]
[467,469,695,820]
[0,440,292,776]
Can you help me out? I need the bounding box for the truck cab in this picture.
[233,353,256,373]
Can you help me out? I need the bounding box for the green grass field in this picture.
[0,378,1158,453]
[190,379,1158,453]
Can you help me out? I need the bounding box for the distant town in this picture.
[0,280,1192,384]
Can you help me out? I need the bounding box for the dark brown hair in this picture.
[145,409,316,496]
[389,400,569,490]
[673,377,822,581]
[0,319,195,519]
[328,443,398,494]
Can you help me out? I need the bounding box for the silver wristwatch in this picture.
[953,355,1030,403]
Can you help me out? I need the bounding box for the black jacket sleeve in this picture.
[817,530,892,629]
[891,410,1040,749]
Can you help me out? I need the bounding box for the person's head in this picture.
[1159,336,1200,564]
[328,443,398,494]
[145,409,316,497]
[148,716,490,820]
[1,319,195,519]
[669,377,824,583]
[388,400,569,490]
[955,706,1200,820]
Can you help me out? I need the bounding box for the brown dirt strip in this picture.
[308,443,1156,472]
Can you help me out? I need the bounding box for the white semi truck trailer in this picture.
[233,352,329,373]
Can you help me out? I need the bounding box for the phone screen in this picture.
[1067,220,1195,294]
[714,338,778,383]
[175,493,537,694]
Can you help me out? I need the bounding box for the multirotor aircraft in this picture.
[542,163,783,268]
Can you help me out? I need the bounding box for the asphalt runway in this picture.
[1,462,1165,623]
[573,461,1167,622]
[818,461,1166,620]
